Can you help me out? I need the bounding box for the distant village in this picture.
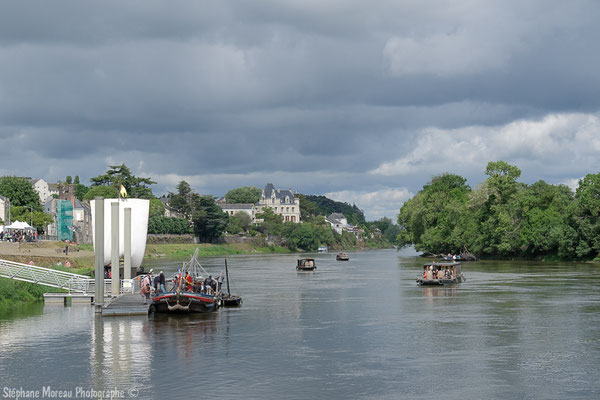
[0,178,371,245]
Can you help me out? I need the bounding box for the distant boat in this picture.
[221,258,242,307]
[336,252,349,261]
[296,258,317,271]
[318,246,328,253]
[416,261,466,286]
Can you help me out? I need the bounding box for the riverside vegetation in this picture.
[397,161,600,261]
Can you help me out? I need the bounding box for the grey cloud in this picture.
[1,1,600,219]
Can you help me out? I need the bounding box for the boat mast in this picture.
[225,258,231,296]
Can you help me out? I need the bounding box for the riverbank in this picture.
[144,242,291,259]
[0,277,64,315]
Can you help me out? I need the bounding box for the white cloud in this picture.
[371,112,600,181]
[324,188,413,221]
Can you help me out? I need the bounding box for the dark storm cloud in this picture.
[1,0,600,219]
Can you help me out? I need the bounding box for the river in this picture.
[1,249,599,399]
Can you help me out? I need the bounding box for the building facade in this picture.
[326,213,348,235]
[31,178,59,204]
[219,203,256,223]
[256,183,301,223]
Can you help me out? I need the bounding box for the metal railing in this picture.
[0,259,135,295]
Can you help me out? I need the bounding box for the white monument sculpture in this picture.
[90,198,149,270]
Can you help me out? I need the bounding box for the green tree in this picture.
[191,195,229,242]
[574,172,600,258]
[74,176,80,184]
[470,161,523,256]
[298,194,318,219]
[74,184,89,201]
[256,207,283,235]
[0,176,43,211]
[148,216,191,234]
[225,186,262,204]
[149,198,166,218]
[302,194,366,225]
[169,181,193,219]
[82,185,119,201]
[226,212,252,234]
[10,206,53,232]
[516,181,575,258]
[90,164,156,199]
[397,173,471,254]
[65,176,73,184]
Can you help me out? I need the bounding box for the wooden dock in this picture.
[102,293,149,316]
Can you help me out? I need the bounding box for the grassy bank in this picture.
[0,277,64,315]
[144,242,291,259]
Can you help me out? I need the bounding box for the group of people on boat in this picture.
[422,265,454,281]
[181,271,223,294]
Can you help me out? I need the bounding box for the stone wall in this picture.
[146,234,198,244]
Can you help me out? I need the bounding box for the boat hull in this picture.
[416,275,465,286]
[296,266,316,271]
[150,292,218,313]
[221,294,242,307]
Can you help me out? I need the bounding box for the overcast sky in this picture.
[1,1,599,220]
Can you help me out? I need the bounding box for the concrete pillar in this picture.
[124,207,132,280]
[111,202,120,297]
[94,197,104,311]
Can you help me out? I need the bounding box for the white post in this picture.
[111,202,120,297]
[94,197,104,311]
[124,207,132,280]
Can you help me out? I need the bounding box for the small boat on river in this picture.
[221,258,242,307]
[416,261,466,286]
[149,249,221,314]
[297,258,316,271]
[336,252,349,261]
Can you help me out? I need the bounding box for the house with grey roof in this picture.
[159,195,184,218]
[219,203,256,223]
[256,183,301,223]
[30,178,59,203]
[326,213,348,234]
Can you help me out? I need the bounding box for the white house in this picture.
[256,183,301,223]
[30,178,59,203]
[219,203,255,223]
[326,213,348,235]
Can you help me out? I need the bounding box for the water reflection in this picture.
[91,316,151,391]
[421,286,458,297]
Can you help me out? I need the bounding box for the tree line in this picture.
[397,161,600,260]
[1,164,401,247]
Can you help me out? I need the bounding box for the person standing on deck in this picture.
[158,271,166,293]
[141,273,152,304]
[184,272,193,291]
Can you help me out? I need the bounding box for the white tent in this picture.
[5,220,34,230]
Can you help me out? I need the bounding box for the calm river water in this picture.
[1,249,599,399]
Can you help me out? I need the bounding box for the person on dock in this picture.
[141,273,152,304]
[153,274,161,293]
[217,273,224,292]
